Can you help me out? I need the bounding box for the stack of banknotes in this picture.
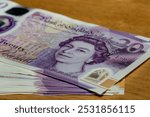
[0,0,149,96]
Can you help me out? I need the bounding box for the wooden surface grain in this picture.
[0,0,150,100]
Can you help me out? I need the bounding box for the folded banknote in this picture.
[0,0,149,95]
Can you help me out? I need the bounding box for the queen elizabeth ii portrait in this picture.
[29,36,110,76]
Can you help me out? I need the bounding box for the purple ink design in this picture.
[52,36,110,75]
[0,16,16,33]
[29,36,110,76]
[59,36,110,64]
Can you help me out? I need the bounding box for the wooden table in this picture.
[0,0,150,100]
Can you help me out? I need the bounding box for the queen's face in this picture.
[55,40,95,64]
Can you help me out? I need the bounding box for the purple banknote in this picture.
[0,62,124,95]
[0,1,149,95]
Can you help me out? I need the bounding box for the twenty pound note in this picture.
[0,0,150,94]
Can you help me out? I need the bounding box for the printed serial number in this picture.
[77,105,135,114]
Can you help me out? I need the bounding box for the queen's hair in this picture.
[59,36,110,64]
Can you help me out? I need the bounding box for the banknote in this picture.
[0,1,149,95]
[0,62,124,95]
[0,75,124,95]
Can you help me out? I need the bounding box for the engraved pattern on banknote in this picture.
[0,12,149,79]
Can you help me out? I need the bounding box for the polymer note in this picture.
[0,1,149,94]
